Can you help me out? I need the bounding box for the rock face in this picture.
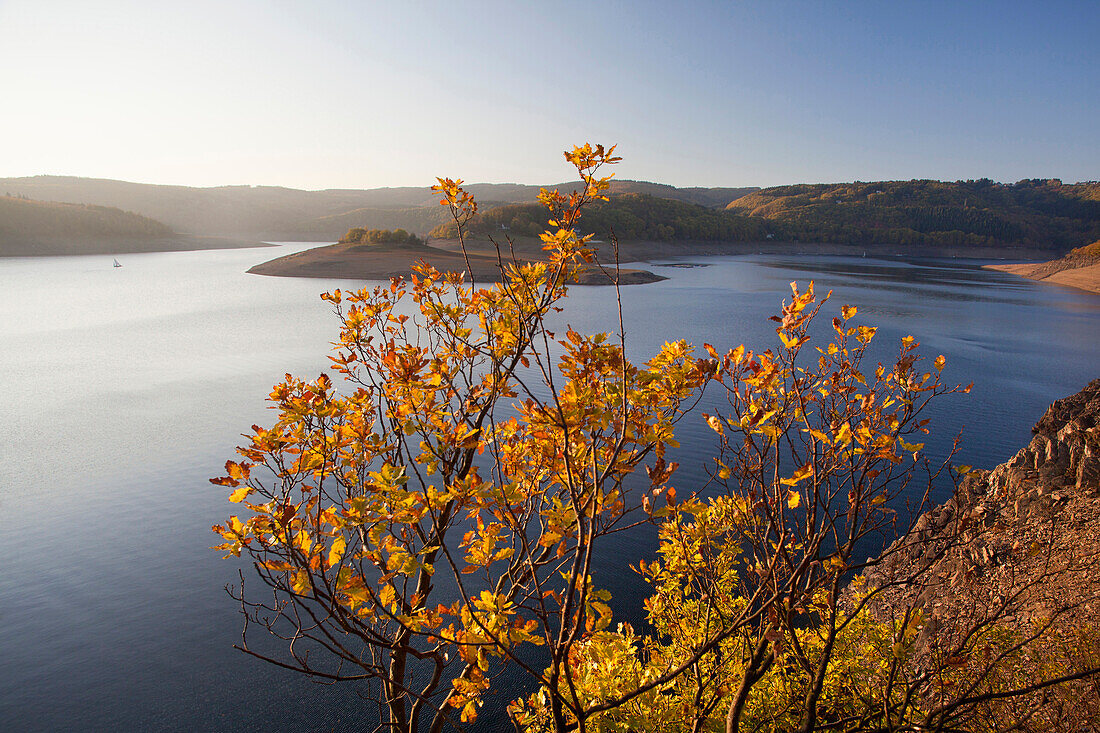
[857,379,1100,727]
[1030,378,1100,491]
[866,379,1100,593]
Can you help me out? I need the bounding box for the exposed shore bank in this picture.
[248,237,1062,286]
[247,240,667,285]
[984,241,1100,295]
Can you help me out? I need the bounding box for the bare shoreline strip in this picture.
[246,240,667,286]
[248,238,1067,287]
[985,261,1100,296]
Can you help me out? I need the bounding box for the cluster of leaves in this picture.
[340,226,423,246]
[510,284,988,732]
[214,144,716,732]
[726,179,1100,251]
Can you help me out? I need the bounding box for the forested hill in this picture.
[429,193,775,242]
[5,174,1095,252]
[0,176,757,241]
[0,195,170,248]
[725,179,1100,251]
[430,181,1100,252]
[0,195,261,256]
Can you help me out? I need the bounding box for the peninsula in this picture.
[985,241,1100,295]
[247,237,666,286]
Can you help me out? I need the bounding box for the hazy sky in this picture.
[1,0,1096,189]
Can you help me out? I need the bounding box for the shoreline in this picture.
[246,240,666,286]
[247,238,1065,286]
[0,235,271,257]
[984,251,1100,296]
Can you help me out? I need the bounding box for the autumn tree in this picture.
[215,145,1100,733]
[214,144,711,732]
[508,286,1100,732]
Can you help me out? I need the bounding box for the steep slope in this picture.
[860,378,1100,728]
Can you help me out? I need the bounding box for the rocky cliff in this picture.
[859,379,1100,728]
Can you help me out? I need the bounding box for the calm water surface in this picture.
[1,245,1098,731]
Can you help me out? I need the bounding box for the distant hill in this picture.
[0,195,262,256]
[725,179,1100,251]
[6,173,1094,254]
[607,181,757,208]
[0,176,758,240]
[285,205,450,240]
[0,194,169,237]
[430,193,775,243]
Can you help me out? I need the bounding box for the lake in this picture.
[2,244,1098,731]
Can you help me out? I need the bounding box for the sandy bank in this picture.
[249,237,1067,287]
[247,241,666,286]
[984,243,1100,295]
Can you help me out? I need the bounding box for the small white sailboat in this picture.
[113,258,122,268]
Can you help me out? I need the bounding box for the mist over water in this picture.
[1,245,1098,731]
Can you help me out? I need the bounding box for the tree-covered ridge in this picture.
[0,195,173,241]
[289,205,449,240]
[339,227,424,246]
[429,179,1100,251]
[726,179,1100,250]
[0,175,756,240]
[429,193,775,242]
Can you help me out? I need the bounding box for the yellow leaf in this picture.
[934,354,946,371]
[328,536,347,567]
[779,462,813,486]
[705,413,724,436]
[229,486,250,503]
[787,491,801,509]
[842,305,857,320]
[291,570,312,595]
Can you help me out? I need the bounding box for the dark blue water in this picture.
[1,246,1098,731]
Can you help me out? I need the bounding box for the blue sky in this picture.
[0,0,1096,188]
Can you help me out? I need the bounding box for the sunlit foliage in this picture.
[214,146,1098,733]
